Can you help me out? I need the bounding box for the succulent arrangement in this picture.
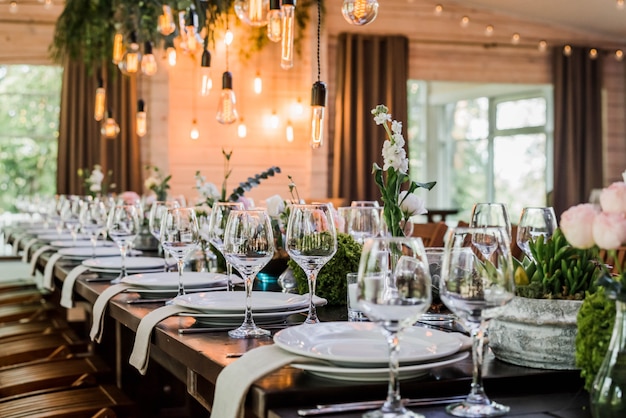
[513,228,603,300]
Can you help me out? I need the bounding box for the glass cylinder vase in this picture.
[590,298,626,417]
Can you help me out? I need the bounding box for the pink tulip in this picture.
[599,182,626,214]
[593,212,626,250]
[560,203,599,249]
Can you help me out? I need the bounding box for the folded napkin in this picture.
[90,283,134,343]
[59,265,91,308]
[129,304,201,375]
[212,344,318,418]
[20,237,39,263]
[42,252,64,291]
[29,245,54,276]
[11,233,27,256]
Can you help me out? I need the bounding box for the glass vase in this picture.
[590,299,626,417]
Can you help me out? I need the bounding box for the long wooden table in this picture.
[25,239,592,418]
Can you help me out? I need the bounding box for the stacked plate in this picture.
[273,322,469,382]
[174,292,327,326]
[58,246,131,260]
[51,240,114,248]
[82,256,169,274]
[120,272,232,298]
[37,232,88,242]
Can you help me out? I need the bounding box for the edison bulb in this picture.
[190,119,200,140]
[200,50,212,96]
[118,40,141,75]
[238,119,247,138]
[167,47,177,66]
[310,81,326,148]
[254,73,262,94]
[101,116,120,139]
[141,42,158,76]
[136,100,147,137]
[341,0,378,26]
[234,0,270,27]
[112,33,124,65]
[94,86,106,121]
[267,0,282,42]
[158,5,176,35]
[280,0,295,69]
[216,72,239,125]
[286,121,294,142]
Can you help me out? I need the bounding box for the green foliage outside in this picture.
[0,65,62,212]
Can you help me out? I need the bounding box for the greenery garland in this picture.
[50,0,318,69]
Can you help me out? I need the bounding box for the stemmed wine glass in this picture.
[160,207,200,299]
[222,209,275,338]
[470,203,512,259]
[148,201,179,271]
[439,226,515,417]
[516,207,558,261]
[61,196,84,243]
[285,203,338,324]
[106,204,141,283]
[208,202,245,291]
[347,206,381,244]
[356,236,432,418]
[79,199,108,258]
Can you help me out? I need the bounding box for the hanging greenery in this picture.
[50,0,318,69]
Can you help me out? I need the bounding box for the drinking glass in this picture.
[79,199,108,258]
[469,203,511,259]
[357,236,432,418]
[148,200,179,270]
[160,207,200,299]
[106,204,141,283]
[208,202,245,291]
[347,206,381,244]
[440,226,515,417]
[61,196,84,243]
[516,207,558,262]
[222,209,275,338]
[351,200,380,207]
[285,203,338,324]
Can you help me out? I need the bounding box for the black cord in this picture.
[316,0,321,82]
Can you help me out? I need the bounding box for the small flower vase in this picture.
[590,298,626,417]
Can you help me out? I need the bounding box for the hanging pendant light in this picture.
[216,72,239,124]
[101,109,120,139]
[254,72,263,94]
[286,120,294,142]
[310,0,326,148]
[112,32,124,65]
[190,119,200,140]
[238,118,247,138]
[185,6,201,52]
[136,100,147,137]
[341,0,378,26]
[94,77,106,121]
[235,0,270,27]
[200,49,213,96]
[281,0,296,69]
[267,0,282,42]
[141,41,158,76]
[118,32,141,75]
[157,5,176,36]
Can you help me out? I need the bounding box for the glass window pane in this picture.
[496,98,546,130]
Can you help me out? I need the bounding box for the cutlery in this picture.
[178,323,295,335]
[297,395,466,416]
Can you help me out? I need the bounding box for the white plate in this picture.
[82,256,166,272]
[180,306,313,326]
[121,272,231,290]
[291,351,469,382]
[173,291,324,313]
[37,232,87,242]
[273,322,462,367]
[58,247,128,259]
[51,240,114,248]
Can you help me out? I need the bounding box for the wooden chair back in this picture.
[411,222,449,248]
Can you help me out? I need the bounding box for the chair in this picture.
[411,222,448,247]
[0,329,88,368]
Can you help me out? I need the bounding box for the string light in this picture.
[563,44,572,56]
[484,24,494,36]
[270,111,280,129]
[254,72,263,94]
[538,40,548,52]
[238,118,247,138]
[190,119,200,140]
[167,45,177,66]
[286,120,294,142]
[589,48,598,59]
[511,33,520,45]
[616,50,624,62]
[434,4,443,15]
[460,16,469,28]
[224,29,234,46]
[280,0,296,69]
[9,1,18,13]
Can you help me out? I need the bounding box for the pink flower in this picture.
[120,191,141,205]
[599,182,626,214]
[236,196,255,210]
[593,212,626,250]
[559,203,600,249]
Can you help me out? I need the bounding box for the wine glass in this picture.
[106,204,141,283]
[347,207,381,244]
[208,202,245,291]
[356,236,432,418]
[351,200,380,207]
[469,203,511,259]
[61,196,84,243]
[148,200,179,270]
[285,203,338,324]
[79,199,108,258]
[439,226,515,417]
[160,207,200,299]
[222,209,275,338]
[516,207,558,262]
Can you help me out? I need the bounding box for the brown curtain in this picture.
[331,33,409,204]
[57,60,142,196]
[552,46,603,219]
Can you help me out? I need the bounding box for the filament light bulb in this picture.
[200,49,213,96]
[185,6,200,52]
[158,5,176,35]
[141,42,158,76]
[9,1,17,13]
[216,72,239,125]
[270,111,279,129]
[238,119,247,138]
[341,0,378,26]
[94,80,106,121]
[280,0,296,69]
[267,0,282,42]
[286,120,294,142]
[118,33,141,75]
[167,46,177,66]
[234,0,270,27]
[254,72,262,94]
[224,30,234,46]
[136,100,147,137]
[101,110,120,139]
[310,81,326,148]
[112,33,124,65]
[190,119,200,140]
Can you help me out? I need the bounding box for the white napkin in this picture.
[20,238,38,263]
[59,265,90,308]
[211,344,317,418]
[11,233,27,256]
[90,283,133,343]
[41,252,64,291]
[30,245,54,276]
[129,304,199,375]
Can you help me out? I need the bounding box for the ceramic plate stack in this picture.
[58,246,132,260]
[273,322,469,382]
[174,292,327,326]
[120,272,233,298]
[82,256,170,274]
[51,240,114,248]
[37,232,88,242]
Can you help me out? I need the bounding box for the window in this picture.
[0,65,62,212]
[407,81,553,224]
